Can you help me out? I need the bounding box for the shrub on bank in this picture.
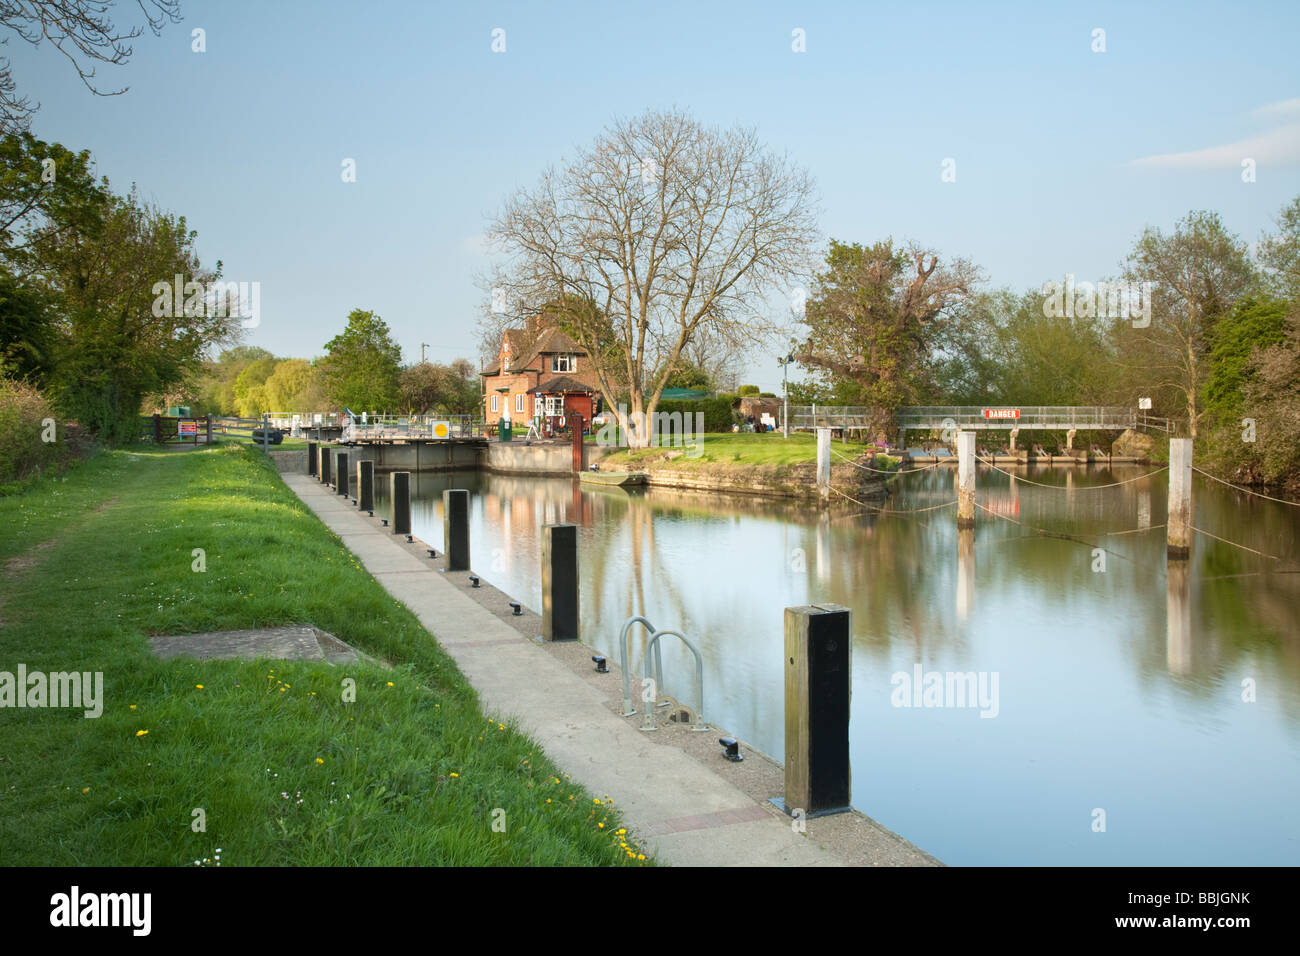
[0,377,64,487]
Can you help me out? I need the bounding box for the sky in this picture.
[8,0,1300,392]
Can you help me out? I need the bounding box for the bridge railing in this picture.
[342,414,483,441]
[896,406,1140,431]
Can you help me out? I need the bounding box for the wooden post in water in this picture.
[816,427,831,503]
[392,472,411,537]
[336,452,349,497]
[1167,438,1192,559]
[782,604,851,817]
[541,523,578,641]
[307,441,317,477]
[358,459,374,512]
[443,488,470,570]
[957,430,976,529]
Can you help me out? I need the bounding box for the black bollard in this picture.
[308,441,318,477]
[541,523,579,641]
[336,452,349,497]
[443,488,470,571]
[358,459,374,513]
[320,446,332,487]
[782,604,851,817]
[392,472,411,537]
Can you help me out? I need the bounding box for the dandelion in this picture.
[387,682,394,687]
[195,684,204,690]
[315,758,324,764]
[616,828,626,835]
[450,772,459,778]
[135,730,148,737]
[81,787,89,794]
[593,798,602,805]
[129,704,137,710]
[637,854,645,861]
[598,822,605,829]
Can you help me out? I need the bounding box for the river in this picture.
[376,462,1300,865]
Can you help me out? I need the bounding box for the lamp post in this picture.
[778,352,794,438]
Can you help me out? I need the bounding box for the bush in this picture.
[0,378,63,486]
[651,397,734,433]
[737,384,760,396]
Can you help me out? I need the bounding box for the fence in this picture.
[143,414,214,444]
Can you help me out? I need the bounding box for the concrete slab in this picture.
[149,625,370,665]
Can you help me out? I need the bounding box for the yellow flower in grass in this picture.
[637,854,645,861]
[598,822,605,829]
[129,704,137,710]
[450,772,459,778]
[315,758,324,764]
[135,730,148,737]
[195,684,204,690]
[387,682,394,687]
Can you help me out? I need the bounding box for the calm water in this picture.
[378,464,1300,866]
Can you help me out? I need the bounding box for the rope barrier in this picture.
[827,484,958,515]
[829,446,942,475]
[1191,467,1300,508]
[975,456,1168,489]
[1190,526,1289,562]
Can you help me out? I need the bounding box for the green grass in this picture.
[0,444,644,865]
[599,431,890,468]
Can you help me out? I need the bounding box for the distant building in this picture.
[480,315,600,434]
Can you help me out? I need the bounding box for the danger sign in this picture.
[982,408,1020,420]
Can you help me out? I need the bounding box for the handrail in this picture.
[641,628,707,732]
[619,615,662,717]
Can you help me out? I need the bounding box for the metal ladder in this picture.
[618,615,708,732]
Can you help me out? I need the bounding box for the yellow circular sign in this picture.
[432,422,450,439]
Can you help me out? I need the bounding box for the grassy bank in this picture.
[599,431,894,468]
[0,444,644,865]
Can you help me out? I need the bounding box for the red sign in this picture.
[178,420,197,436]
[982,408,1021,420]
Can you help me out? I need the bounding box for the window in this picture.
[516,393,525,414]
[545,396,564,417]
[552,354,575,373]
[490,394,499,413]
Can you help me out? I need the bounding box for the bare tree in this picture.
[0,0,181,134]
[484,108,818,445]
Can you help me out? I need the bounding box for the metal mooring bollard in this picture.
[392,472,411,537]
[308,441,318,477]
[320,447,332,487]
[443,488,471,571]
[541,523,579,641]
[780,604,852,818]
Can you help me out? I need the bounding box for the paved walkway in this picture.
[283,473,842,866]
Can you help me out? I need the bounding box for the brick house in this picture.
[481,316,600,435]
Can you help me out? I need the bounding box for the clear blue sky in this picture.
[10,0,1299,391]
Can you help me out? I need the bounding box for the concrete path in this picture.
[283,473,842,866]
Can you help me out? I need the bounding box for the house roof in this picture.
[527,375,594,395]
[482,324,587,376]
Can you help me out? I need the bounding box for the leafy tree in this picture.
[232,356,278,417]
[1243,304,1300,488]
[1118,210,1256,437]
[399,362,441,414]
[1204,296,1288,420]
[321,309,402,412]
[794,238,981,437]
[263,358,320,411]
[1258,195,1300,303]
[0,265,50,380]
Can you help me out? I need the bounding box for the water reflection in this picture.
[378,464,1300,865]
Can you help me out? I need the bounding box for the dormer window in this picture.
[552,353,575,373]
